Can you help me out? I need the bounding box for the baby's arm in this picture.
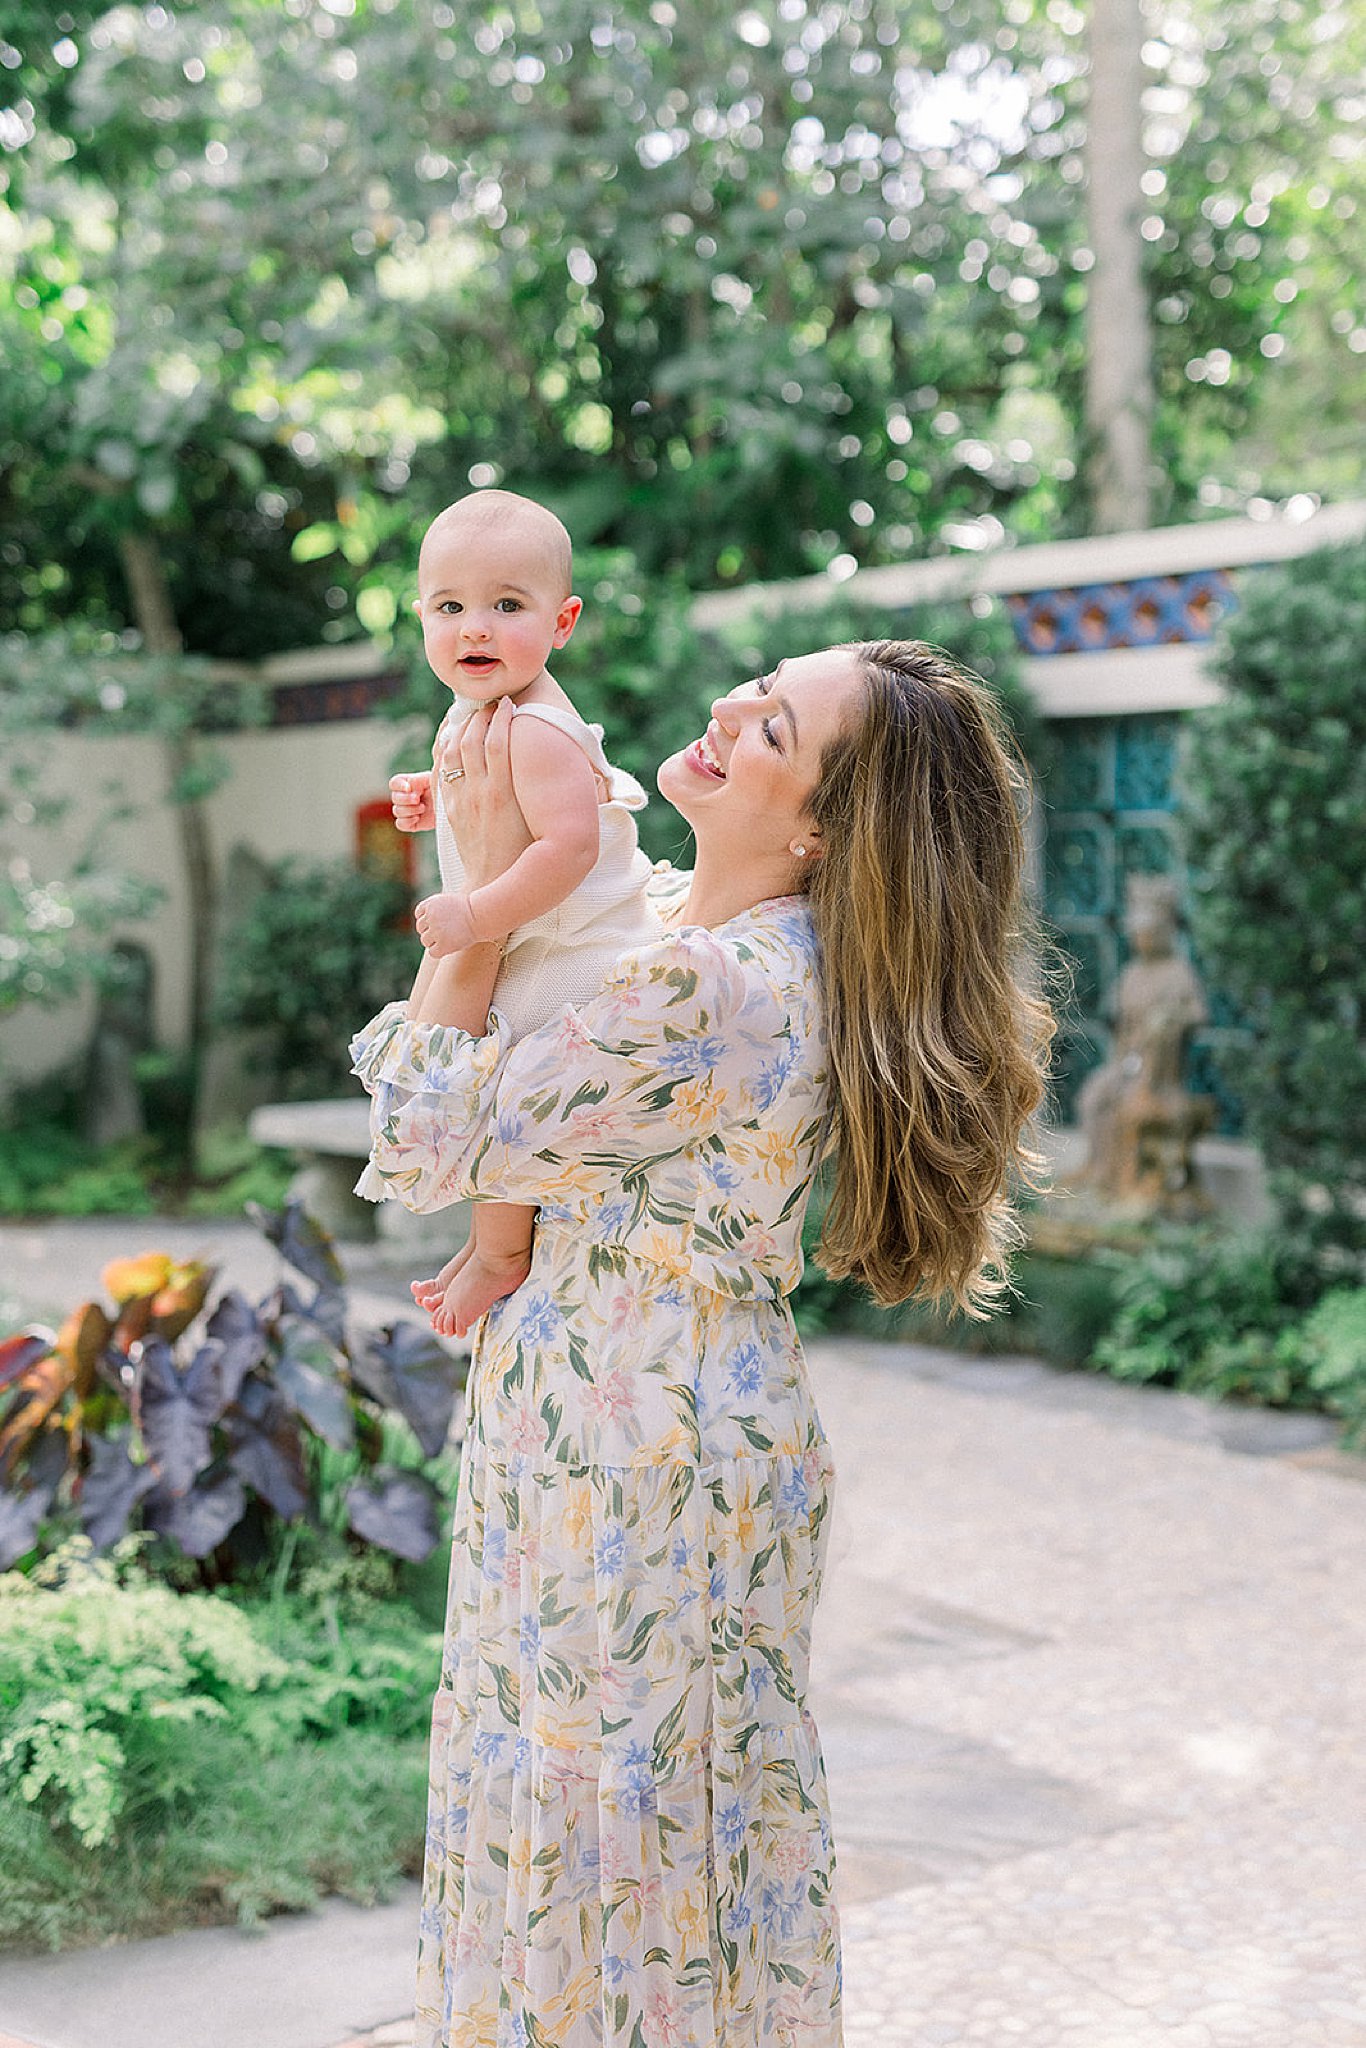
[414,718,600,955]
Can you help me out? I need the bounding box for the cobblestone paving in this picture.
[334,1338,1366,2048]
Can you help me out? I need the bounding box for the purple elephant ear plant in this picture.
[0,1202,465,1578]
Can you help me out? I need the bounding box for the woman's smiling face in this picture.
[658,646,865,862]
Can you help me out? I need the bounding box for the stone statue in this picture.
[1074,875,1214,1213]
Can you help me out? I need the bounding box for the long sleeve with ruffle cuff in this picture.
[350,1000,512,1214]
[348,923,807,1222]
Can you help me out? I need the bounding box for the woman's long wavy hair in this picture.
[804,640,1055,1315]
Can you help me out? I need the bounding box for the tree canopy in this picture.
[3,0,1363,658]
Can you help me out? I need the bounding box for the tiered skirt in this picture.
[414,1225,843,2048]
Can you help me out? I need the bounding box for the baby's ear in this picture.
[411,596,423,618]
[554,593,584,646]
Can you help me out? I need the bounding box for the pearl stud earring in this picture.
[792,843,807,858]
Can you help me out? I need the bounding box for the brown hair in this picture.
[804,640,1055,1314]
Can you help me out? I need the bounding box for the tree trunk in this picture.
[1085,0,1155,533]
[117,530,217,1099]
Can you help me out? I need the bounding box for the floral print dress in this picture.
[350,884,843,2048]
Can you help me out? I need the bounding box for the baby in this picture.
[358,489,658,1337]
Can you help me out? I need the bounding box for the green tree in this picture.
[1180,539,1366,1268]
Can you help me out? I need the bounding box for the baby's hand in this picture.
[415,891,479,957]
[390,772,435,833]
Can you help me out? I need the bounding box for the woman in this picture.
[352,641,1053,2048]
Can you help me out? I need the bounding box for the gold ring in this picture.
[439,768,465,783]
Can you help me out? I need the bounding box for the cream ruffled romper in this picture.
[356,697,660,1202]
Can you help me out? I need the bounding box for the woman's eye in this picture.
[761,717,780,750]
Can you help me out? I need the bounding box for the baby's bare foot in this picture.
[432,1248,532,1338]
[411,1239,471,1312]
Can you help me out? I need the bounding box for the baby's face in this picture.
[417,520,579,701]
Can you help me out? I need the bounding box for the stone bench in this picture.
[248,1099,467,1257]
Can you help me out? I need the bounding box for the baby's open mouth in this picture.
[460,654,498,670]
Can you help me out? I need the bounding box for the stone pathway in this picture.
[1,1220,1364,2047]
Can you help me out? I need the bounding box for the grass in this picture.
[0,1721,428,1952]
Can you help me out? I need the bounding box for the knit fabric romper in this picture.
[355,697,660,1203]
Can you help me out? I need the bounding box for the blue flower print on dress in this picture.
[762,1876,808,1942]
[754,1047,796,1111]
[723,1894,754,1937]
[494,1103,526,1146]
[595,1521,627,1579]
[655,1033,729,1080]
[779,1460,811,1523]
[472,1727,507,1766]
[614,1739,657,1817]
[589,1197,631,1242]
[701,1150,743,1193]
[481,1525,507,1581]
[726,1341,764,1398]
[717,1798,749,1853]
[518,1290,560,1345]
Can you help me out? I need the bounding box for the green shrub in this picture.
[1181,539,1366,1270]
[215,859,417,1098]
[182,1127,294,1217]
[0,1088,292,1219]
[0,1543,287,1849]
[1091,1227,1321,1401]
[0,1538,437,1948]
[0,1108,132,1218]
[1011,1252,1126,1370]
[1295,1287,1366,1448]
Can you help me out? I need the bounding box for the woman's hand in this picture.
[436,699,533,891]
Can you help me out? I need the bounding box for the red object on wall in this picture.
[355,798,415,889]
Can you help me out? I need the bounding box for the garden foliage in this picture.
[1180,539,1366,1269]
[0,1537,438,1947]
[0,1202,465,1575]
[1092,1227,1366,1442]
[215,860,418,1098]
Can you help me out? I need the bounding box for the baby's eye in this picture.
[495,597,523,613]
[436,600,462,614]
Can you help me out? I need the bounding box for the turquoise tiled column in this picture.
[1040,713,1244,1133]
